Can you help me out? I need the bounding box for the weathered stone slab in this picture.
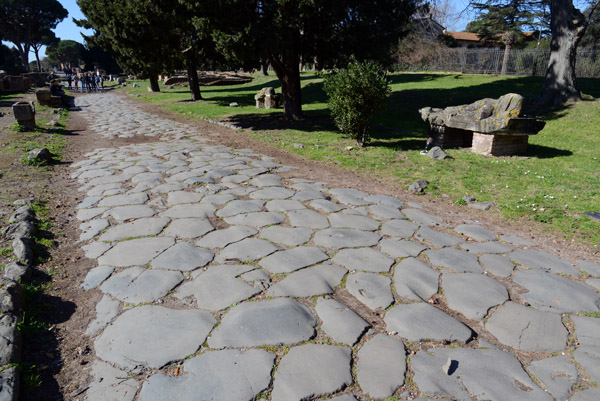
[265,199,305,212]
[500,234,534,246]
[416,226,463,247]
[99,217,170,242]
[479,254,514,277]
[77,207,108,222]
[528,356,577,401]
[365,195,404,208]
[426,248,483,273]
[259,226,313,246]
[369,204,404,220]
[200,194,237,205]
[105,205,156,221]
[513,269,600,313]
[160,204,216,218]
[208,298,316,348]
[83,241,112,259]
[287,209,330,229]
[77,196,103,209]
[259,246,329,274]
[460,241,513,254]
[151,241,214,271]
[402,209,443,226]
[394,258,439,301]
[86,295,120,336]
[216,200,264,217]
[137,349,275,401]
[196,226,257,248]
[411,348,553,401]
[97,237,175,267]
[310,199,344,213]
[315,297,369,345]
[79,219,110,241]
[215,235,281,263]
[224,211,285,227]
[329,213,380,231]
[573,345,600,382]
[314,229,380,250]
[443,273,508,319]
[163,218,214,239]
[85,360,138,401]
[385,303,472,343]
[249,187,295,199]
[381,219,418,238]
[572,316,600,347]
[81,265,115,290]
[510,249,579,276]
[578,260,600,276]
[357,334,406,399]
[571,388,600,401]
[346,272,393,310]
[95,305,216,369]
[166,191,203,205]
[271,344,352,401]
[485,302,568,351]
[332,248,394,273]
[266,264,346,297]
[454,224,496,241]
[380,238,427,258]
[292,189,327,201]
[100,266,183,303]
[98,192,149,207]
[250,174,283,187]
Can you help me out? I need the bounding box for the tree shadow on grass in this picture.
[526,143,572,158]
[225,109,335,132]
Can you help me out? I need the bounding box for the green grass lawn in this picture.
[120,73,600,247]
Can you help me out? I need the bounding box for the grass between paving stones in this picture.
[121,73,600,247]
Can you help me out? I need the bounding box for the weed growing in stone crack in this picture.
[0,247,13,257]
[580,311,600,318]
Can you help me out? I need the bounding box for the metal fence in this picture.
[396,48,600,78]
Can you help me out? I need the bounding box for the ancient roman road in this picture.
[72,92,600,401]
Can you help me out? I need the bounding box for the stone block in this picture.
[472,132,529,156]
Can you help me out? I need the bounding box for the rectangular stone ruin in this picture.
[12,101,36,130]
[419,93,545,156]
[35,88,62,107]
[255,87,280,109]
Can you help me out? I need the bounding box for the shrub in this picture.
[323,58,391,146]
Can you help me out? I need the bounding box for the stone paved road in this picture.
[73,93,600,401]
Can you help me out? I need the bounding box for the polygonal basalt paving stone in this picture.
[578,260,600,276]
[259,226,313,247]
[271,344,352,401]
[328,213,380,231]
[166,191,203,205]
[98,217,170,242]
[200,194,237,205]
[249,187,295,200]
[105,205,157,221]
[329,395,358,401]
[513,269,600,314]
[86,295,120,336]
[224,211,286,227]
[162,218,214,239]
[365,194,403,208]
[100,266,183,303]
[310,199,344,213]
[570,388,600,401]
[587,278,600,291]
[315,297,370,345]
[77,196,103,209]
[346,272,393,310]
[460,241,513,254]
[314,229,381,250]
[416,226,464,248]
[175,266,260,311]
[357,334,406,399]
[329,188,367,198]
[76,207,108,222]
[385,303,473,343]
[137,349,275,401]
[402,208,444,226]
[95,305,216,370]
[528,355,577,401]
[368,204,404,220]
[259,246,329,274]
[380,219,418,238]
[287,209,330,229]
[216,200,265,217]
[216,238,281,263]
[249,174,283,187]
[207,298,316,348]
[83,241,112,259]
[572,316,600,347]
[411,348,552,401]
[292,189,327,201]
[81,265,115,290]
[510,249,579,276]
[394,258,439,301]
[454,224,496,241]
[333,194,371,206]
[196,226,257,248]
[380,238,427,258]
[85,360,138,401]
[485,302,568,352]
[479,254,515,277]
[266,264,346,297]
[573,345,600,382]
[332,248,394,273]
[442,273,508,319]
[160,204,216,218]
[79,219,110,241]
[426,248,483,274]
[265,199,305,212]
[500,234,534,246]
[151,241,214,271]
[97,237,175,267]
[97,192,149,207]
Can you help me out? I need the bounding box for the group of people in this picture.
[64,70,104,93]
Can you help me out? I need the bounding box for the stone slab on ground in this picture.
[98,217,170,242]
[416,226,464,247]
[137,349,275,401]
[345,272,393,310]
[402,209,443,226]
[393,258,439,301]
[86,295,120,336]
[380,238,427,258]
[578,260,600,276]
[266,264,346,297]
[380,219,418,238]
[528,355,577,401]
[573,345,600,382]
[207,298,316,348]
[426,247,483,274]
[151,241,214,271]
[287,209,330,229]
[570,388,600,401]
[85,360,138,401]
[94,305,216,370]
[442,272,508,319]
[196,226,257,248]
[328,213,380,231]
[356,334,406,399]
[314,229,381,250]
[162,218,214,239]
[454,224,496,241]
[315,297,370,345]
[100,266,183,304]
[510,249,579,276]
[485,302,568,352]
[259,226,313,246]
[224,211,286,227]
[216,238,280,262]
[97,237,175,267]
[385,302,473,343]
[259,246,329,274]
[572,316,600,347]
[332,248,394,273]
[81,265,115,290]
[105,205,156,221]
[479,254,515,277]
[271,344,352,401]
[460,241,513,254]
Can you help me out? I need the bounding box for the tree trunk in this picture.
[32,47,42,72]
[260,61,269,76]
[16,43,30,72]
[269,52,303,121]
[534,0,588,109]
[186,59,202,101]
[149,74,160,92]
[501,43,511,75]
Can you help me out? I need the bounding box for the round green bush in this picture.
[323,58,391,146]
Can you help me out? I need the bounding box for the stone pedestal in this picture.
[12,102,36,130]
[35,89,62,106]
[430,125,473,149]
[472,132,530,156]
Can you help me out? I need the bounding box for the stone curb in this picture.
[0,201,37,401]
